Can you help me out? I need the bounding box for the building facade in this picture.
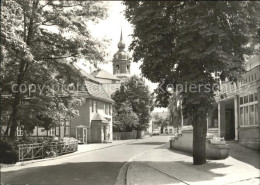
[207,55,260,150]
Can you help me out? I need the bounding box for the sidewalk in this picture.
[1,139,136,171]
[126,143,260,185]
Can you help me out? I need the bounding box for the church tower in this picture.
[112,29,131,80]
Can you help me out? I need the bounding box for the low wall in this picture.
[113,130,138,140]
[170,129,229,159]
[238,127,260,150]
[113,130,149,140]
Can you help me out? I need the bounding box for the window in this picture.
[244,106,249,125]
[240,107,244,126]
[240,93,258,126]
[92,100,97,113]
[249,105,255,125]
[17,126,23,136]
[109,105,112,115]
[249,94,254,102]
[116,65,120,74]
[48,128,55,136]
[244,96,248,104]
[240,97,244,105]
[169,129,173,133]
[209,110,218,128]
[255,105,258,125]
[105,104,109,115]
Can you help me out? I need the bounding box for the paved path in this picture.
[1,136,171,185]
[127,142,260,185]
[227,141,260,169]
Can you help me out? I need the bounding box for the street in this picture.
[1,136,171,185]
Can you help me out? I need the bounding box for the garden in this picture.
[0,137,78,164]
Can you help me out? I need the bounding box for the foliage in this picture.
[0,141,19,164]
[1,0,109,139]
[112,75,154,131]
[113,101,139,132]
[151,111,168,133]
[124,1,260,164]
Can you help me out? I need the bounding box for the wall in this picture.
[171,130,193,153]
[113,130,137,140]
[88,99,113,142]
[70,99,90,139]
[238,127,260,150]
[90,122,102,143]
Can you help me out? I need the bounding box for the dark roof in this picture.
[85,80,114,103]
[72,64,114,103]
[91,69,119,81]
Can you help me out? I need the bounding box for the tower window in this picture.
[127,65,130,73]
[116,65,119,74]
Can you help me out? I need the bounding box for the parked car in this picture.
[152,129,160,135]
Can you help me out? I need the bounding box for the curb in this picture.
[114,142,167,185]
[1,140,137,172]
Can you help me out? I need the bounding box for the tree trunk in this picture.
[193,111,207,165]
[4,115,12,139]
[9,62,26,140]
[9,0,39,140]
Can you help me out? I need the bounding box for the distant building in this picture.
[112,29,131,81]
[90,29,132,97]
[91,69,120,84]
[163,126,175,134]
[69,73,114,143]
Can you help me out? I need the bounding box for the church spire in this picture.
[117,28,125,51]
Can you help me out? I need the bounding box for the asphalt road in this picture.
[1,136,171,185]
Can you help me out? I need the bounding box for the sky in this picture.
[77,1,167,113]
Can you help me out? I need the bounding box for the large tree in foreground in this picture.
[124,1,259,164]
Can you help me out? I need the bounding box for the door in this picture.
[225,109,235,140]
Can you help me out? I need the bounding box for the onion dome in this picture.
[113,29,130,60]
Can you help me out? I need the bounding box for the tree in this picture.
[112,75,154,131]
[113,101,139,132]
[1,0,109,140]
[124,1,259,164]
[151,112,168,134]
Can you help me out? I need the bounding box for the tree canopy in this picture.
[112,75,154,131]
[1,0,109,139]
[124,1,260,164]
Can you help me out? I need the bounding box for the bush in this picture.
[0,141,19,164]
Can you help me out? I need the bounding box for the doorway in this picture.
[76,125,87,143]
[225,99,235,140]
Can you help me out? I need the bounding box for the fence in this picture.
[113,131,138,140]
[113,130,151,140]
[18,141,78,162]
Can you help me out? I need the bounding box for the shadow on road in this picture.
[127,142,166,145]
[1,162,124,185]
